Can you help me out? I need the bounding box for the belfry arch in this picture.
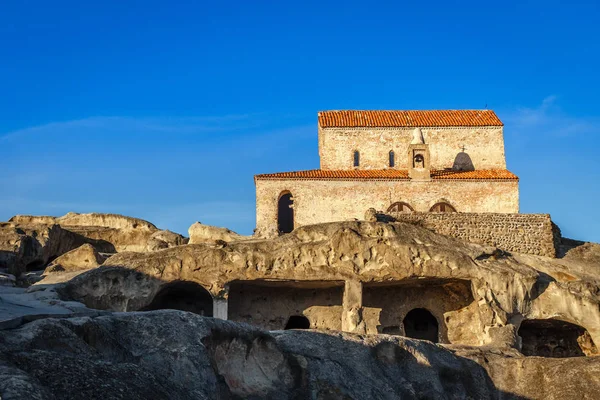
[277,191,294,234]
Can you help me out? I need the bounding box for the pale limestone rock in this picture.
[54,220,600,354]
[55,212,157,230]
[43,244,107,274]
[364,207,378,222]
[146,230,188,251]
[0,223,87,276]
[188,222,247,244]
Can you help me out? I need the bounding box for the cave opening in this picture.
[518,319,596,357]
[142,281,213,316]
[284,315,311,330]
[227,280,343,330]
[403,308,439,343]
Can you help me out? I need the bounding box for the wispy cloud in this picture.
[0,114,315,236]
[502,96,599,143]
[0,113,262,143]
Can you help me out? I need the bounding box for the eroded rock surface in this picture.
[147,229,188,251]
[188,221,248,244]
[0,311,599,400]
[55,221,600,354]
[0,223,91,275]
[44,244,107,274]
[0,213,190,278]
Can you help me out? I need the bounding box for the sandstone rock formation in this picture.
[0,222,89,276]
[2,212,599,399]
[0,213,188,279]
[56,220,600,356]
[10,212,157,231]
[0,311,599,400]
[43,244,108,274]
[188,221,247,244]
[147,229,188,251]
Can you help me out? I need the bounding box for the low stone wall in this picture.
[388,212,559,257]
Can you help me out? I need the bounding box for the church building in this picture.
[255,110,519,236]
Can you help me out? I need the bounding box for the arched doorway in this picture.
[430,202,456,212]
[277,191,294,234]
[403,308,439,342]
[142,281,213,316]
[518,319,597,357]
[387,202,414,213]
[284,315,310,330]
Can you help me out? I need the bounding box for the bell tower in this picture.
[408,128,431,181]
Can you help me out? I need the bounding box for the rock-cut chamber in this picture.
[519,319,597,357]
[228,280,344,330]
[142,281,214,316]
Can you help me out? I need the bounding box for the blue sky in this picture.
[1,1,599,242]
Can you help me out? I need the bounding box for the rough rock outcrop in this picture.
[0,311,599,400]
[0,223,94,276]
[58,221,600,352]
[188,222,247,244]
[1,213,190,276]
[10,212,157,231]
[0,284,96,329]
[43,244,107,274]
[147,230,188,251]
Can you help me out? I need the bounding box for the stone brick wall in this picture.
[255,178,519,236]
[388,212,558,257]
[318,126,506,170]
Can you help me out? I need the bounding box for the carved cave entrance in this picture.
[227,280,344,330]
[277,192,294,234]
[285,315,311,330]
[142,281,214,316]
[403,308,439,343]
[518,319,597,357]
[362,279,475,343]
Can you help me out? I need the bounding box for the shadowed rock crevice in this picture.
[518,319,598,357]
[141,281,214,316]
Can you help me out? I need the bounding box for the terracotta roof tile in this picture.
[255,169,518,181]
[431,169,518,180]
[318,110,503,128]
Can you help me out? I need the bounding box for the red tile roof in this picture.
[255,169,518,181]
[318,110,503,128]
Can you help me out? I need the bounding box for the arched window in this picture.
[353,150,360,167]
[277,191,294,234]
[403,308,439,343]
[284,315,310,330]
[387,202,414,213]
[389,150,395,167]
[429,202,457,213]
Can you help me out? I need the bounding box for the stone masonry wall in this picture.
[255,178,519,236]
[388,212,559,257]
[318,126,506,170]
